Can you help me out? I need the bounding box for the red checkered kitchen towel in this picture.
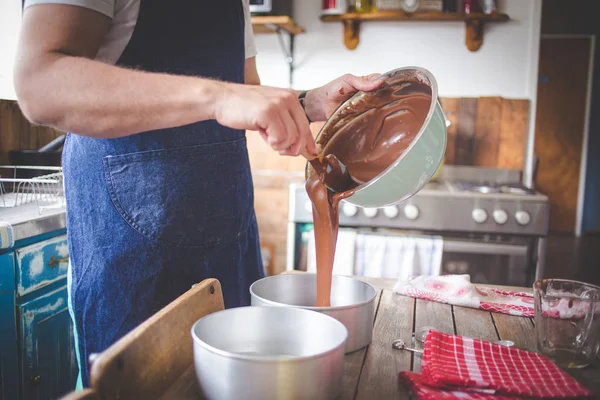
[399,330,594,399]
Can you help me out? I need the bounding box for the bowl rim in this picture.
[309,66,444,198]
[249,273,378,311]
[190,306,348,363]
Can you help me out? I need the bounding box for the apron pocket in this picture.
[103,138,253,248]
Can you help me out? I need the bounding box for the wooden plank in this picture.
[473,97,502,167]
[453,306,499,342]
[158,365,204,400]
[455,98,478,165]
[340,289,382,400]
[497,98,529,170]
[439,97,459,164]
[492,314,536,351]
[0,99,63,164]
[355,291,414,400]
[89,279,225,400]
[412,299,455,372]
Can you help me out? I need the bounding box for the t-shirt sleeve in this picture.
[242,0,258,59]
[24,0,115,19]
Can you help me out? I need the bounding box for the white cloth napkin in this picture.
[355,233,443,279]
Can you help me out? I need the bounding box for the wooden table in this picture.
[160,277,600,399]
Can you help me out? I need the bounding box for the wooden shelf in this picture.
[320,11,509,51]
[251,16,305,35]
[250,16,305,85]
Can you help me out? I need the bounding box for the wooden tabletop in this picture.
[160,277,600,399]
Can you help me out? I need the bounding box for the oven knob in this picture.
[363,208,378,218]
[403,204,420,220]
[304,200,313,214]
[515,211,531,226]
[383,206,399,218]
[493,209,508,225]
[472,208,488,224]
[342,202,358,217]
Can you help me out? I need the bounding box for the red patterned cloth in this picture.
[399,330,594,399]
[393,274,535,317]
[400,372,520,400]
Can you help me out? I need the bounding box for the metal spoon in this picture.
[392,339,423,355]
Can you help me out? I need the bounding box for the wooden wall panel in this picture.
[0,100,63,164]
[497,99,529,170]
[474,97,502,167]
[439,98,458,164]
[455,98,478,165]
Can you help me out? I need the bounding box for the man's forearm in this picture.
[15,54,223,138]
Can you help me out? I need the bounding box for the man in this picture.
[14,0,380,388]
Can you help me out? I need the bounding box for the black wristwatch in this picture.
[298,90,312,123]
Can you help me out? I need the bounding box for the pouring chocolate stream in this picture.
[305,76,433,307]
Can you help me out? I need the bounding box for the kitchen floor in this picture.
[544,233,600,285]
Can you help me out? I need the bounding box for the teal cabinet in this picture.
[18,286,77,400]
[0,231,77,400]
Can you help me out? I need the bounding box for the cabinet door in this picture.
[1,251,19,400]
[18,285,78,400]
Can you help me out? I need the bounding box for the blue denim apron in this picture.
[64,0,264,387]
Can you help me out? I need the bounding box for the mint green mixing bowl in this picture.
[308,67,447,208]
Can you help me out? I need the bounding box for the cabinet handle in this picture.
[48,255,69,268]
[31,375,41,385]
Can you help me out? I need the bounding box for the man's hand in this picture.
[303,73,382,122]
[213,83,318,157]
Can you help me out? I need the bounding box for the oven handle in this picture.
[443,240,528,256]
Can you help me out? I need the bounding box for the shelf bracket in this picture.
[343,20,361,50]
[267,23,297,86]
[465,19,484,51]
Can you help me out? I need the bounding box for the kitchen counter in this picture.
[156,277,598,399]
[0,198,66,245]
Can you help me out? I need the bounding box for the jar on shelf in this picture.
[443,0,458,12]
[354,0,374,13]
[482,0,497,14]
[401,0,419,13]
[375,0,403,11]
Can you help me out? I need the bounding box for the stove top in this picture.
[289,167,549,236]
[452,181,537,196]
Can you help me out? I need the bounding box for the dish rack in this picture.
[0,165,65,213]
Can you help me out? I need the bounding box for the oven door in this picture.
[441,238,531,287]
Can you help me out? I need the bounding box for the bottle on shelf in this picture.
[322,0,348,14]
[463,0,480,13]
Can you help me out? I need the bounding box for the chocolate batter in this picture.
[306,75,433,307]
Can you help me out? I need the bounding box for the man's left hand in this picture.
[304,73,382,122]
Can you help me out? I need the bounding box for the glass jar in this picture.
[354,0,374,13]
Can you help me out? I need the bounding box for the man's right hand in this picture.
[213,83,318,157]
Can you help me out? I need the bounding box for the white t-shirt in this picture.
[23,0,258,65]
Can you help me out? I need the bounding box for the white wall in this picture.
[255,0,542,99]
[0,1,22,100]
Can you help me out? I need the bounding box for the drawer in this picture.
[16,235,69,297]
